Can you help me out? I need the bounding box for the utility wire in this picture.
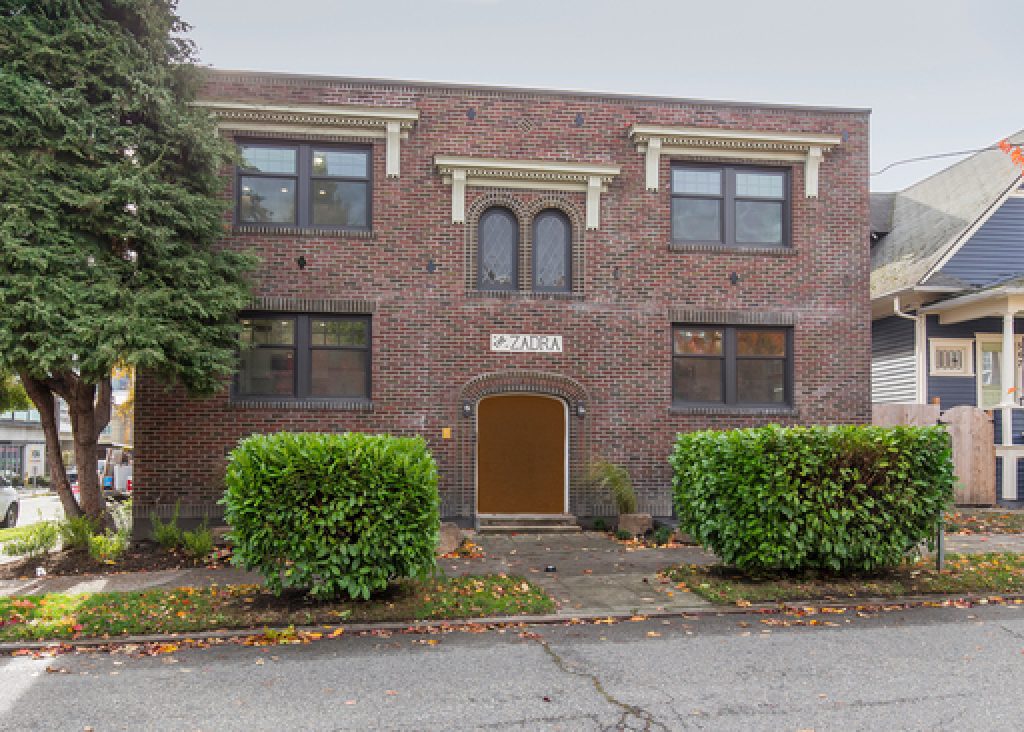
[871,146,999,176]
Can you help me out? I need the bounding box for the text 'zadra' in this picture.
[490,334,564,353]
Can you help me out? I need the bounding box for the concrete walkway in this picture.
[2,531,1023,614]
[442,533,717,615]
[0,533,717,614]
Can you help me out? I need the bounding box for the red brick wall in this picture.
[135,71,870,527]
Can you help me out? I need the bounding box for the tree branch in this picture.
[94,376,112,441]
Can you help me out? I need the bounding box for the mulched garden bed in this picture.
[0,543,229,580]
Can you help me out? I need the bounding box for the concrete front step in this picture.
[477,524,582,534]
[477,514,581,534]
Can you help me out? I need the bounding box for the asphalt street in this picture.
[2,602,1022,731]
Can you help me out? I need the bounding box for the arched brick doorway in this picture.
[453,370,589,520]
[477,394,567,514]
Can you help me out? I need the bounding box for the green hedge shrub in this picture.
[670,425,954,574]
[222,432,440,600]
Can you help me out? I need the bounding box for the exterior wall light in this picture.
[462,402,473,418]
[575,402,586,417]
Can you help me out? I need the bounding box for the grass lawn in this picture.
[0,575,554,642]
[0,525,35,545]
[944,510,1024,534]
[663,553,1024,605]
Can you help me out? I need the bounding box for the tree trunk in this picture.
[19,373,81,518]
[69,380,106,520]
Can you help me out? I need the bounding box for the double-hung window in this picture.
[672,325,792,407]
[236,314,371,401]
[237,143,371,230]
[671,165,789,247]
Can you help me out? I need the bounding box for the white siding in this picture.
[872,316,917,403]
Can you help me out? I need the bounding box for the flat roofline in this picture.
[203,68,871,116]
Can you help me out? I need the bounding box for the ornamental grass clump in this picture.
[670,425,954,574]
[222,432,440,600]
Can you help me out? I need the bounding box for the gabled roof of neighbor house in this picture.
[870,130,1024,300]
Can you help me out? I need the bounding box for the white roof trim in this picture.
[434,156,621,229]
[193,101,419,178]
[628,125,841,197]
[920,286,1024,313]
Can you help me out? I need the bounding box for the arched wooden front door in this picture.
[477,394,567,514]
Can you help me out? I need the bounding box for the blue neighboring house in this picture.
[871,131,1024,507]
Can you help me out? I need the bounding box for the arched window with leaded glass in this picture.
[532,209,571,292]
[478,207,519,290]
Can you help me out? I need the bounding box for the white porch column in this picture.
[1001,313,1017,500]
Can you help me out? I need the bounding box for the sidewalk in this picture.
[1,532,1022,615]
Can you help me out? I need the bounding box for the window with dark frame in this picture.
[478,207,519,290]
[237,143,370,230]
[671,164,789,247]
[236,315,370,401]
[672,325,792,407]
[533,209,572,292]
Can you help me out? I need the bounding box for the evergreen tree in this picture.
[0,370,31,413]
[0,1,254,519]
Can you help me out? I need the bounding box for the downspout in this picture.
[893,296,926,404]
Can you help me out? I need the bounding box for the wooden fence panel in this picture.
[940,406,996,506]
[873,403,995,506]
[872,403,940,427]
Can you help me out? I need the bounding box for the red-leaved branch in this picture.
[999,139,1024,169]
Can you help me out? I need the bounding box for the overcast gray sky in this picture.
[177,0,1023,192]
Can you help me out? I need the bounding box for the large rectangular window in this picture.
[673,325,792,407]
[236,314,371,401]
[671,165,789,247]
[237,143,370,231]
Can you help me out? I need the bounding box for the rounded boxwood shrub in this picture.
[222,432,440,599]
[670,424,954,574]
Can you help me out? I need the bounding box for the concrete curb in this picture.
[3,591,1024,653]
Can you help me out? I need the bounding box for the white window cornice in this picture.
[628,124,842,198]
[194,101,420,178]
[434,156,621,229]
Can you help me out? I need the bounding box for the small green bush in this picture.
[615,529,633,541]
[4,521,58,558]
[151,502,183,550]
[88,531,128,562]
[109,498,133,536]
[588,459,637,514]
[652,526,673,546]
[182,525,214,559]
[222,432,440,600]
[59,516,100,552]
[592,517,609,532]
[671,424,954,574]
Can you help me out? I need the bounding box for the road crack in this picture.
[533,637,669,732]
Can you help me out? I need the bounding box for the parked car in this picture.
[0,475,19,528]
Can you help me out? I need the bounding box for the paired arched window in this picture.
[478,207,519,290]
[477,207,572,292]
[532,210,571,292]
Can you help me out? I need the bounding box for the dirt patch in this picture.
[0,543,226,580]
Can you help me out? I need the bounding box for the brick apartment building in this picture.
[134,69,870,534]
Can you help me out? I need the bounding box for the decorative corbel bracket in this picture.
[434,156,621,229]
[628,125,842,198]
[193,101,420,178]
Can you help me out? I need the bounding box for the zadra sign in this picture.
[490,334,564,353]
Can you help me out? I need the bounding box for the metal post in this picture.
[936,518,945,571]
